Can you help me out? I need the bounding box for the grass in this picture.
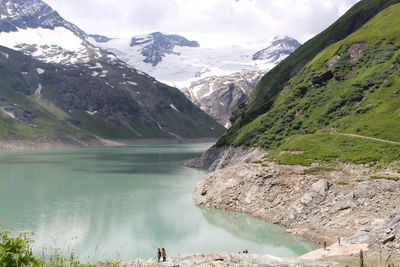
[370,176,400,181]
[268,133,400,166]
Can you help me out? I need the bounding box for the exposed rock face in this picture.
[87,34,111,43]
[252,36,301,61]
[182,70,264,126]
[100,252,337,267]
[194,162,400,249]
[185,146,266,170]
[130,32,200,66]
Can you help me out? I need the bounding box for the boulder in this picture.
[311,179,331,197]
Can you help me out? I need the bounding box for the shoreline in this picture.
[99,252,337,267]
[0,138,218,152]
[192,159,400,265]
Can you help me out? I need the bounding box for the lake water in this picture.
[0,143,318,262]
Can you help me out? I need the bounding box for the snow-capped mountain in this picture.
[130,32,200,66]
[0,0,83,34]
[252,36,301,61]
[90,34,300,88]
[0,0,225,139]
[0,0,110,65]
[90,33,301,127]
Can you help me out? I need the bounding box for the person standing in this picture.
[157,248,161,262]
[162,248,167,262]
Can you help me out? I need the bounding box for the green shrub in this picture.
[0,230,40,267]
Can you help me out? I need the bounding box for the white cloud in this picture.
[44,0,360,47]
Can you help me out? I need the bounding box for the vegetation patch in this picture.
[0,230,119,267]
[370,176,400,181]
[269,133,400,166]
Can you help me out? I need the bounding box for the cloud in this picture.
[44,0,360,47]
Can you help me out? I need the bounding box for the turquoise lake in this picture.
[0,143,318,262]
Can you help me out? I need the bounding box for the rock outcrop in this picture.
[185,146,266,170]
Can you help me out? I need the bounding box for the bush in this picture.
[0,231,39,267]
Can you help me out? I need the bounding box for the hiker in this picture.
[157,248,161,262]
[162,248,167,262]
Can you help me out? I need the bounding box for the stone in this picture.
[354,185,370,199]
[311,179,331,197]
[382,235,395,244]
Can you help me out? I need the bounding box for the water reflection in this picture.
[201,208,318,256]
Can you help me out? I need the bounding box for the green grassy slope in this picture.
[222,0,400,146]
[0,59,94,140]
[218,3,400,164]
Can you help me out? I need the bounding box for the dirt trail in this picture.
[338,133,400,145]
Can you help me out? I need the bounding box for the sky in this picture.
[44,0,360,47]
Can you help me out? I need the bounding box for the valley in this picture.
[0,0,400,266]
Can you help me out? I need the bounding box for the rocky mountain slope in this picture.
[0,0,225,143]
[182,70,264,127]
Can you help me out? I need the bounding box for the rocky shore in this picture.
[193,159,400,265]
[100,252,337,267]
[185,146,266,170]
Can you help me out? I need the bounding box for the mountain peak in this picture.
[0,0,84,36]
[252,36,301,61]
[130,32,200,66]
